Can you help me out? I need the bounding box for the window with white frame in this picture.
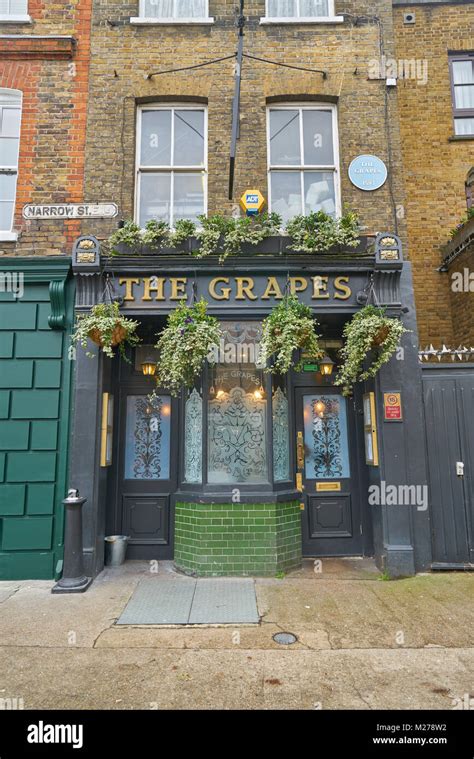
[136,106,206,227]
[265,0,335,20]
[0,89,22,235]
[0,0,29,20]
[449,53,474,136]
[137,0,208,20]
[267,105,340,224]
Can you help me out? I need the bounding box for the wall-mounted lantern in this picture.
[320,355,335,377]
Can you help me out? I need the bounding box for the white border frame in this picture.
[261,0,343,23]
[135,104,208,228]
[0,0,31,23]
[266,103,341,220]
[131,0,213,24]
[0,87,22,237]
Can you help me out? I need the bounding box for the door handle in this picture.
[297,431,305,470]
[456,461,464,477]
[296,472,305,492]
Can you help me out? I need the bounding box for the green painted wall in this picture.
[0,261,73,580]
[175,501,302,577]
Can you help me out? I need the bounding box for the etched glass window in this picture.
[272,375,290,481]
[207,321,268,484]
[303,394,350,479]
[268,105,339,224]
[184,388,203,483]
[137,106,206,227]
[124,395,171,480]
[0,89,22,233]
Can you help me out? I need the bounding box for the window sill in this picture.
[130,17,214,25]
[449,134,474,142]
[260,15,344,24]
[0,231,18,242]
[0,15,32,24]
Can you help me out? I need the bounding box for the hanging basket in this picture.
[371,325,390,347]
[88,324,128,347]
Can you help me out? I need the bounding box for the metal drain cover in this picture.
[273,632,297,645]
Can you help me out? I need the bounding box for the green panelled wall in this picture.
[175,501,302,576]
[0,260,73,579]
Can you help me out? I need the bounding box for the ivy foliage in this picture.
[71,301,141,360]
[260,294,322,374]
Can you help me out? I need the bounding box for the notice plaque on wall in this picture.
[383,392,403,422]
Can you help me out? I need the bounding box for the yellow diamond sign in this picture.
[240,189,265,216]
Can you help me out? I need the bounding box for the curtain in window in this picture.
[0,0,28,14]
[267,0,297,17]
[144,0,205,17]
[300,0,329,16]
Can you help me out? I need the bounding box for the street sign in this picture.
[384,392,403,421]
[23,203,118,220]
[240,189,265,216]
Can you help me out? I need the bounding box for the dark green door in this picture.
[295,387,362,557]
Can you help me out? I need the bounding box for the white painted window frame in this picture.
[0,0,31,24]
[131,0,213,24]
[0,87,22,240]
[135,104,208,229]
[266,103,341,220]
[261,0,343,24]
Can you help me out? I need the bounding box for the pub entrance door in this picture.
[295,385,363,557]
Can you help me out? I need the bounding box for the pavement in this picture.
[0,558,473,710]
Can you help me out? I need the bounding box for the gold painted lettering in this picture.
[235,277,257,300]
[142,277,165,301]
[312,276,329,299]
[209,277,231,300]
[334,276,352,300]
[169,278,188,300]
[290,277,308,295]
[119,277,139,302]
[261,277,284,300]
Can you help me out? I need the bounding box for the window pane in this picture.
[270,171,302,223]
[143,0,173,17]
[302,109,334,165]
[300,0,329,15]
[124,395,171,480]
[455,117,474,136]
[269,109,301,165]
[454,85,474,109]
[173,172,205,223]
[303,394,350,479]
[267,0,296,15]
[272,376,290,482]
[0,0,28,13]
[0,201,14,231]
[139,172,171,226]
[175,0,206,16]
[452,60,474,85]
[1,107,21,137]
[208,347,267,484]
[0,172,17,200]
[173,110,204,166]
[140,110,172,166]
[184,388,203,483]
[304,171,336,215]
[0,137,19,166]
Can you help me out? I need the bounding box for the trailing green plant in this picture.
[285,210,360,253]
[71,301,141,361]
[260,293,322,374]
[153,298,222,396]
[168,219,197,249]
[141,219,169,247]
[108,220,143,255]
[335,305,408,396]
[450,206,474,238]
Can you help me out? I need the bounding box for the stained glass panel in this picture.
[124,395,171,480]
[303,394,350,479]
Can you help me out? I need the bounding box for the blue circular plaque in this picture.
[348,155,388,192]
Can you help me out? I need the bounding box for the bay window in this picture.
[450,53,474,136]
[0,88,22,239]
[136,105,207,227]
[267,104,340,224]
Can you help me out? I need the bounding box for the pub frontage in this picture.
[69,233,432,580]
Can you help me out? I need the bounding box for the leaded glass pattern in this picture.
[303,394,350,479]
[272,386,290,481]
[124,395,171,480]
[184,388,202,483]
